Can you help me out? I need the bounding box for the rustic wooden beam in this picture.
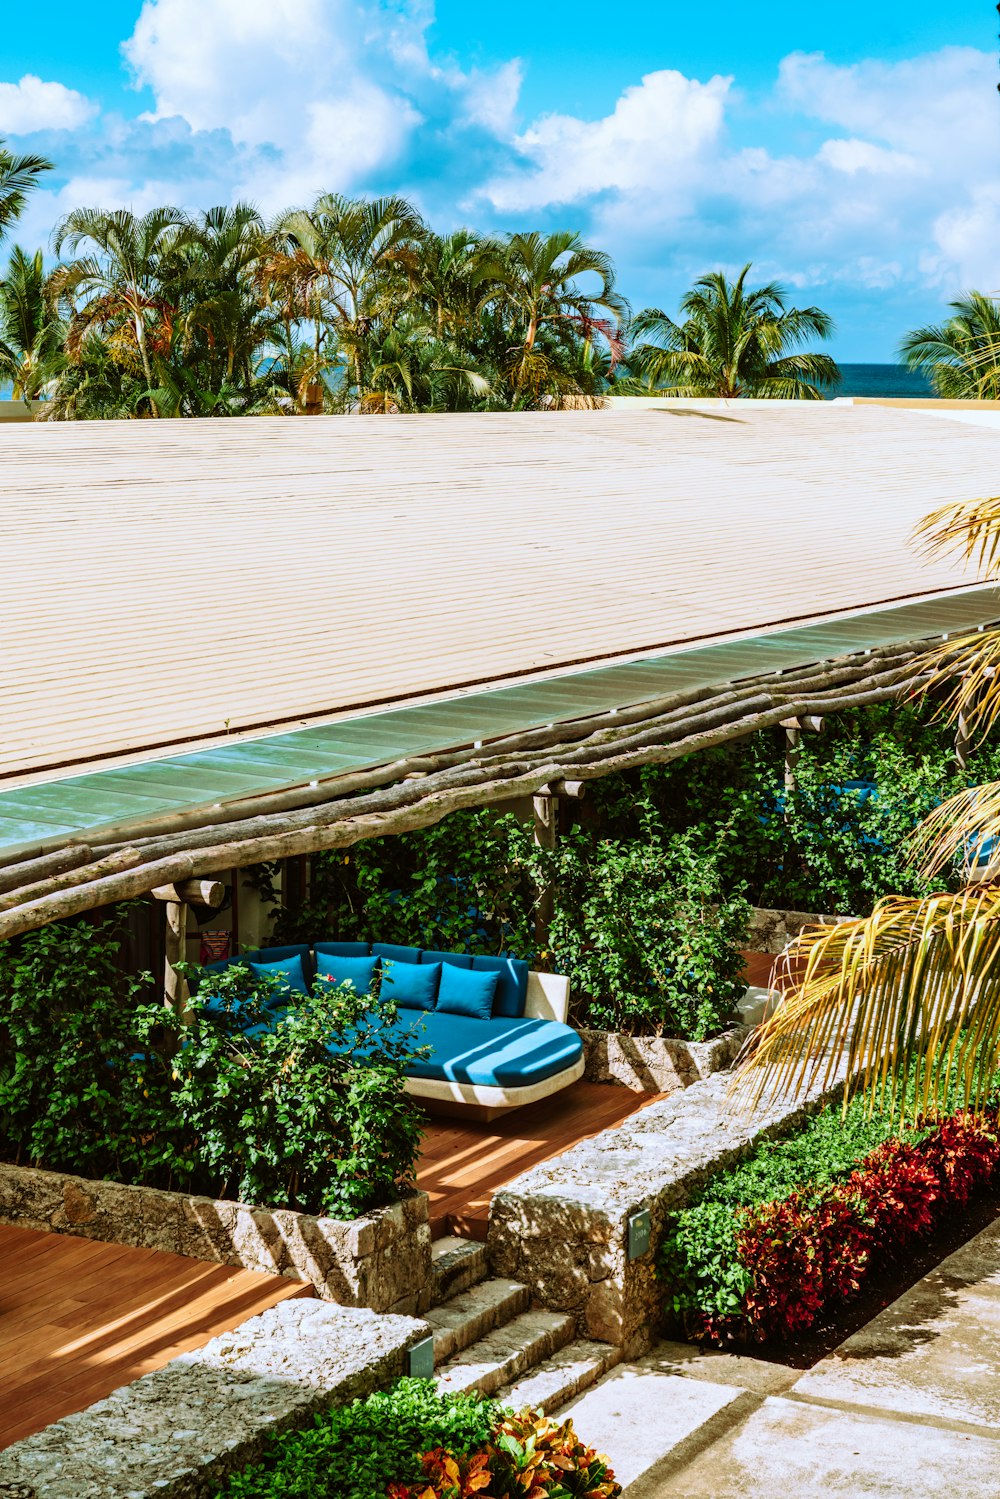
[0,656,917,943]
[0,844,94,896]
[150,878,226,907]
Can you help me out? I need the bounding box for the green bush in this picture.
[216,1380,498,1499]
[540,821,750,1039]
[214,1381,622,1499]
[659,1064,1000,1338]
[0,910,160,1181]
[0,917,424,1218]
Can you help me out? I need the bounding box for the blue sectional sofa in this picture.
[200,941,583,1116]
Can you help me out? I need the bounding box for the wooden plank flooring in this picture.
[0,1225,310,1450]
[416,1081,663,1241]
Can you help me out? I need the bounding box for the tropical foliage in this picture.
[736,494,1000,1121]
[626,264,839,398]
[900,292,1000,398]
[659,1091,1000,1345]
[0,137,51,249]
[1,190,631,415]
[216,1381,621,1499]
[0,912,422,1217]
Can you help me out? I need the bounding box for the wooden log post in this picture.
[163,899,190,1016]
[151,878,225,1015]
[532,780,585,953]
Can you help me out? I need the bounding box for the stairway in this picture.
[427,1236,621,1411]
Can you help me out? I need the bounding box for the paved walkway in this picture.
[562,1214,1000,1498]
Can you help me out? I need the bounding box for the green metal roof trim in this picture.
[2,585,997,858]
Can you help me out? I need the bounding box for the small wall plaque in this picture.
[627,1207,652,1260]
[407,1335,436,1379]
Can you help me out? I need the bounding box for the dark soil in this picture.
[729,1181,1000,1370]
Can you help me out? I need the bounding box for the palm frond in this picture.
[908,780,1000,876]
[912,625,1000,743]
[732,887,1000,1120]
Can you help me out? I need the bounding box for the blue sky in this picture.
[2,0,998,357]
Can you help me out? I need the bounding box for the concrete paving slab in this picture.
[559,1365,741,1489]
[636,1339,798,1396]
[794,1217,1000,1429]
[635,1393,1000,1499]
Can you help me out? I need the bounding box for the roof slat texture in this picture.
[2,404,996,787]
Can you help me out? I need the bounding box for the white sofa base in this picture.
[405,1053,585,1118]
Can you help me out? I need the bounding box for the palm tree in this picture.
[0,139,52,248]
[267,194,425,407]
[50,206,192,415]
[629,264,838,399]
[900,293,1000,399]
[170,204,278,404]
[736,495,1000,1120]
[476,231,627,407]
[0,247,63,400]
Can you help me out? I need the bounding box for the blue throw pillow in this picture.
[381,959,441,1012]
[472,954,530,1018]
[248,954,309,1009]
[436,963,499,1021]
[315,951,378,997]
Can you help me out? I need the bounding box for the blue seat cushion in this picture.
[373,942,422,965]
[381,959,441,1012]
[315,940,371,959]
[436,963,498,1021]
[315,951,378,996]
[472,954,529,1019]
[333,1012,582,1089]
[421,950,472,969]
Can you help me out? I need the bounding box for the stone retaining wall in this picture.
[580,1026,749,1093]
[0,1299,427,1499]
[0,1163,433,1315]
[748,904,852,953]
[488,1069,840,1355]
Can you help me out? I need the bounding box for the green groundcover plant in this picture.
[659,1087,1000,1346]
[0,911,423,1218]
[215,1380,621,1499]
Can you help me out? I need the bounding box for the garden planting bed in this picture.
[658,1094,1000,1365]
[0,1162,434,1314]
[579,1025,749,1093]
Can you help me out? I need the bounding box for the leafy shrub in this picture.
[389,1410,620,1499]
[659,1101,1000,1345]
[540,823,750,1039]
[0,910,161,1180]
[0,917,423,1218]
[218,1381,497,1499]
[215,1382,621,1499]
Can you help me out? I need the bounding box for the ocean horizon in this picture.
[827,363,933,399]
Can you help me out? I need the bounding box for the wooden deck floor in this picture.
[416,1081,663,1241]
[0,1225,310,1450]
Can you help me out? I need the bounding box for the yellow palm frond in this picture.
[908,780,1000,876]
[732,886,1000,1121]
[908,626,1000,743]
[916,493,1000,579]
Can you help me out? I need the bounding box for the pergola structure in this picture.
[2,403,999,998]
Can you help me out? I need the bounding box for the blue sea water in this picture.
[826,363,933,399]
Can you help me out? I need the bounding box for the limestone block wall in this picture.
[0,1164,433,1315]
[579,1026,749,1093]
[488,1069,839,1354]
[0,1300,428,1499]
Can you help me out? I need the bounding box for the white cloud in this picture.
[0,75,96,134]
[482,70,730,211]
[817,139,921,177]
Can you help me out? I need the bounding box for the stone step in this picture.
[430,1236,488,1302]
[497,1339,622,1415]
[425,1278,530,1363]
[434,1310,576,1398]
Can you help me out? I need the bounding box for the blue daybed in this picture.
[200,941,583,1116]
